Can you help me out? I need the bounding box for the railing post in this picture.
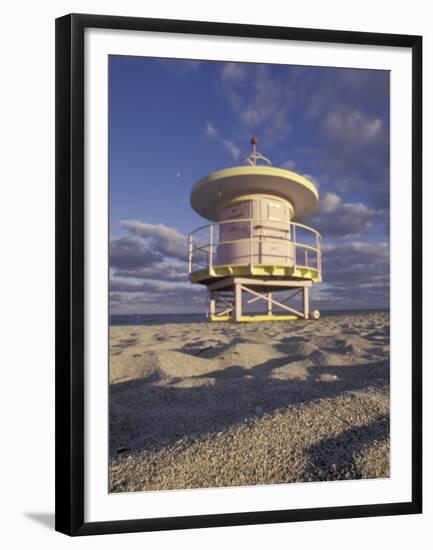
[305,248,308,267]
[188,234,192,273]
[293,223,297,268]
[250,219,253,271]
[209,224,214,271]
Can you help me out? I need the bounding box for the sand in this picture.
[109,312,390,492]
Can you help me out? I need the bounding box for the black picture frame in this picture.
[55,13,422,536]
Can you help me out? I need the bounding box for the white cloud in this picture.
[110,278,195,294]
[109,220,202,313]
[281,159,296,170]
[204,121,240,160]
[314,241,390,309]
[220,138,240,160]
[120,220,187,260]
[323,109,383,146]
[109,279,206,314]
[110,235,162,268]
[114,261,188,282]
[221,62,246,82]
[205,121,217,137]
[318,192,342,214]
[242,109,261,127]
[311,192,376,237]
[219,63,295,147]
[333,172,367,192]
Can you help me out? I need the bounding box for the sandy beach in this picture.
[109,312,390,492]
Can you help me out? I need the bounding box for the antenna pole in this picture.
[251,136,257,166]
[245,136,271,166]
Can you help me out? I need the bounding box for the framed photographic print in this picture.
[55,13,422,536]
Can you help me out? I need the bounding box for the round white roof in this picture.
[190,165,319,222]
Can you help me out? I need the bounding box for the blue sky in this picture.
[109,56,390,314]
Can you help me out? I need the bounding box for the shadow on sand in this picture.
[303,415,389,481]
[109,354,389,460]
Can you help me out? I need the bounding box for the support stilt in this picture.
[209,290,216,316]
[303,285,310,320]
[207,276,314,322]
[234,283,242,322]
[267,292,273,317]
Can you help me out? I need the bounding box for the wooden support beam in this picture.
[280,288,302,304]
[216,306,234,317]
[246,295,262,306]
[303,286,310,320]
[207,277,235,291]
[230,277,312,288]
[218,295,234,309]
[234,283,242,322]
[207,276,314,322]
[240,285,304,318]
[267,292,273,316]
[209,290,216,316]
[206,277,313,292]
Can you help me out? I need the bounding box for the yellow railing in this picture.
[188,218,322,278]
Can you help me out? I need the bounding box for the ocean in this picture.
[110,309,389,326]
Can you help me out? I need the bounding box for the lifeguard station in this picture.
[188,137,322,322]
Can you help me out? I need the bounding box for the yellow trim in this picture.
[192,166,318,202]
[209,315,232,322]
[190,264,322,283]
[190,165,319,221]
[239,315,299,322]
[210,314,300,322]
